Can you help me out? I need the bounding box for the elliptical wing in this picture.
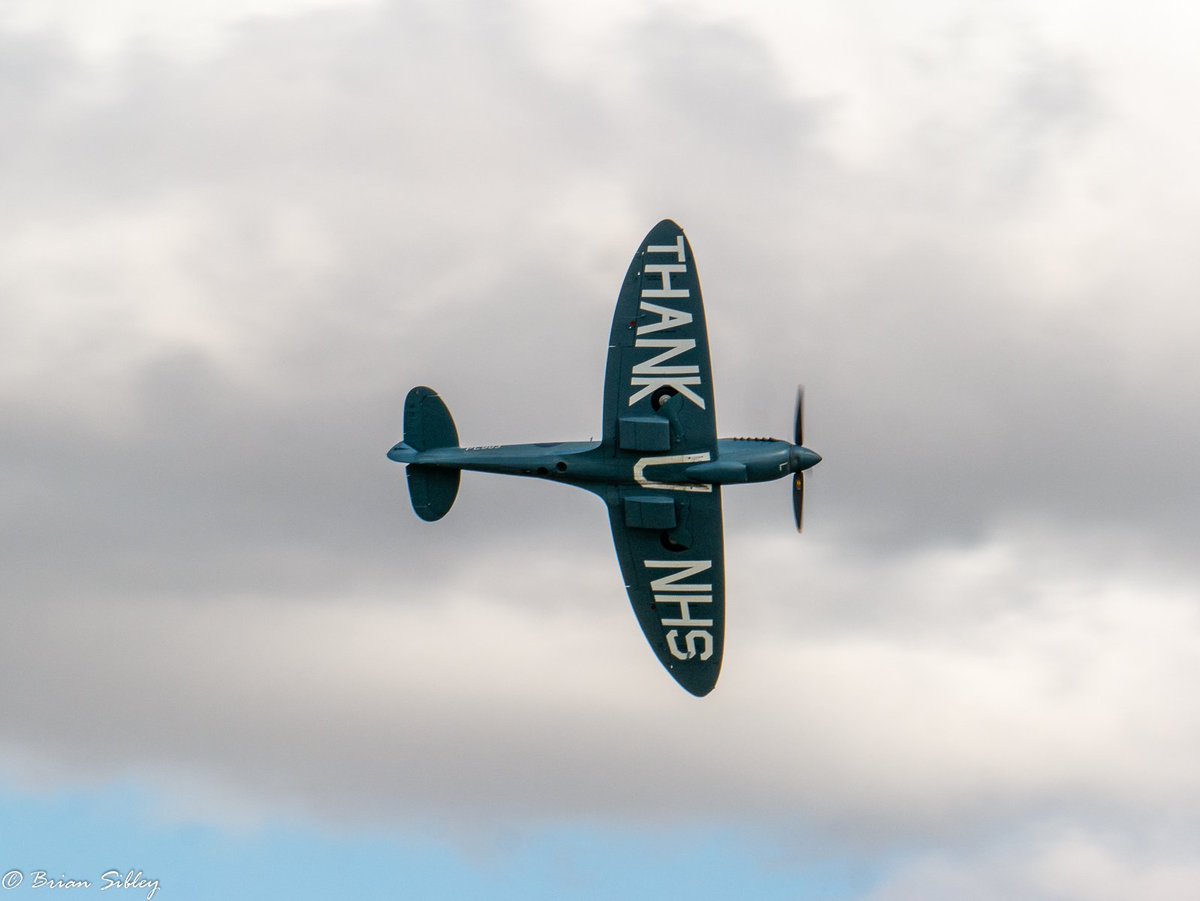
[601,485,725,697]
[600,220,717,455]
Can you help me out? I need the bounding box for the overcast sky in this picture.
[3,1,1199,898]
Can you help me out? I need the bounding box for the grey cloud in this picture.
[1,0,1199,884]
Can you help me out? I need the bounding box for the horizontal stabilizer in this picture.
[399,387,461,521]
[407,464,460,522]
[404,386,459,451]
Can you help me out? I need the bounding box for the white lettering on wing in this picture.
[628,235,706,409]
[632,339,698,376]
[645,559,715,661]
[636,302,692,336]
[633,452,712,493]
[628,336,704,408]
[646,235,686,262]
[641,263,689,299]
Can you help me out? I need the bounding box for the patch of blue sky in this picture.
[0,781,882,901]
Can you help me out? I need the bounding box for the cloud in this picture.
[865,824,1200,901]
[5,528,1200,833]
[2,1,1199,894]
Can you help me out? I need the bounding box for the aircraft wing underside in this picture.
[600,220,717,454]
[595,220,726,695]
[600,484,725,697]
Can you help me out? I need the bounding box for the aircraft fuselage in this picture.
[387,437,820,491]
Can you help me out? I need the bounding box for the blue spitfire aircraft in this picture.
[388,220,821,696]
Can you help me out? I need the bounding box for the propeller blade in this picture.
[792,471,805,532]
[794,385,805,446]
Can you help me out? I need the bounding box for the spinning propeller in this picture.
[788,386,822,532]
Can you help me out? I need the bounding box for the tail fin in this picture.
[402,387,460,522]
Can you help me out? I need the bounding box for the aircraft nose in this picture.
[790,446,822,472]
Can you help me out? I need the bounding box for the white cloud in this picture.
[2,1,1199,894]
[866,825,1200,901]
[0,0,377,62]
[3,528,1197,844]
